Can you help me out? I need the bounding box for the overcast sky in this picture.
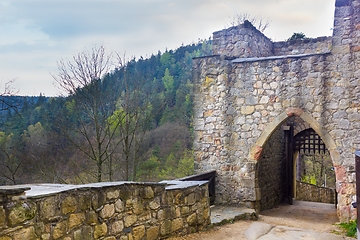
[0,0,335,96]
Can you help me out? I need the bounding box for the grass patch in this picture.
[338,220,357,238]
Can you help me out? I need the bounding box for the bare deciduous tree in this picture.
[52,45,123,182]
[227,13,271,33]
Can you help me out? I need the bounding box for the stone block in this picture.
[143,186,154,199]
[115,199,125,212]
[124,214,137,227]
[74,226,93,240]
[110,220,124,235]
[104,237,116,240]
[106,189,120,200]
[53,221,67,239]
[241,105,255,115]
[100,204,115,219]
[69,212,85,229]
[187,193,196,205]
[8,202,36,226]
[39,196,56,220]
[149,198,160,211]
[94,223,107,239]
[171,218,183,233]
[78,194,91,211]
[146,226,159,240]
[160,220,172,236]
[13,226,36,240]
[61,196,77,214]
[132,225,145,240]
[133,200,144,215]
[86,210,98,225]
[0,206,5,227]
[0,236,12,240]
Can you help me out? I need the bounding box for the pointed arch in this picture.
[249,108,340,165]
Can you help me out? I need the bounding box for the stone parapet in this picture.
[273,37,332,56]
[0,181,210,240]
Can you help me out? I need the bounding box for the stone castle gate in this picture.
[193,0,360,222]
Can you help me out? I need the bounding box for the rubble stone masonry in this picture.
[0,181,210,240]
[193,0,360,222]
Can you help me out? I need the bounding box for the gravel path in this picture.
[169,201,353,240]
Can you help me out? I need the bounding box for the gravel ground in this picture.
[168,201,353,240]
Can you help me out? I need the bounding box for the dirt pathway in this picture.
[169,201,352,240]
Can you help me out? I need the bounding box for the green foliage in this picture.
[301,174,317,185]
[338,220,357,237]
[287,32,308,41]
[0,39,211,184]
[162,68,174,92]
[136,155,160,181]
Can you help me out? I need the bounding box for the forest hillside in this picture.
[0,40,212,185]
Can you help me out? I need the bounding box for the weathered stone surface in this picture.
[13,226,36,240]
[74,226,93,240]
[124,214,137,227]
[160,220,172,236]
[0,182,210,240]
[0,236,12,240]
[39,196,56,219]
[146,226,159,240]
[53,221,67,239]
[171,218,183,233]
[106,190,120,200]
[94,223,107,239]
[143,186,154,199]
[69,212,85,229]
[110,220,124,235]
[149,198,160,210]
[100,204,115,219]
[132,225,145,240]
[193,0,360,221]
[186,213,197,226]
[61,196,77,214]
[86,210,98,225]
[115,199,125,212]
[8,202,36,226]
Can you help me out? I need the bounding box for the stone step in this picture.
[210,205,257,225]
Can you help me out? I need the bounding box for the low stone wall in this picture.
[0,181,210,240]
[295,181,336,204]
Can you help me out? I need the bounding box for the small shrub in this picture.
[338,220,357,238]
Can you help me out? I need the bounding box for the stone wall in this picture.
[273,37,332,56]
[257,127,286,211]
[296,181,336,204]
[193,0,360,222]
[212,21,273,58]
[0,181,210,240]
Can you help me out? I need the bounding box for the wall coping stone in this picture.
[0,186,30,195]
[0,180,208,199]
[160,180,208,190]
[231,52,331,63]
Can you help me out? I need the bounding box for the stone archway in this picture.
[193,0,359,222]
[251,108,341,212]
